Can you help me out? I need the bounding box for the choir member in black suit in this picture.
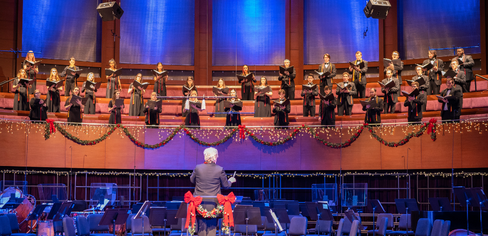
[128,73,145,116]
[81,72,97,115]
[422,50,443,95]
[213,78,228,118]
[381,69,400,114]
[46,68,63,112]
[278,59,296,100]
[60,57,80,97]
[412,66,429,112]
[455,48,475,92]
[273,89,290,127]
[108,90,123,124]
[238,65,257,100]
[301,73,319,117]
[349,51,368,98]
[29,90,47,121]
[362,88,383,124]
[320,86,336,126]
[12,69,30,111]
[154,62,167,97]
[449,59,467,91]
[384,51,404,95]
[254,77,272,117]
[404,82,426,124]
[185,90,202,127]
[106,59,122,99]
[318,53,337,95]
[336,72,357,116]
[64,87,84,123]
[225,89,242,127]
[438,78,463,123]
[22,51,38,95]
[144,92,162,127]
[182,76,197,117]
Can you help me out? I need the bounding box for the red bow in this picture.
[238,125,246,139]
[46,119,56,134]
[217,192,236,228]
[184,191,202,229]
[427,118,437,134]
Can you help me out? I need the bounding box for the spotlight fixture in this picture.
[363,0,391,19]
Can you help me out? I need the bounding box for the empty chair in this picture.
[88,214,110,232]
[234,224,258,236]
[0,215,13,236]
[340,217,353,236]
[130,215,152,236]
[336,218,345,236]
[63,217,76,236]
[430,220,444,236]
[415,218,432,236]
[76,216,91,236]
[54,220,64,235]
[288,216,308,236]
[257,216,267,232]
[439,221,450,236]
[376,216,389,236]
[390,214,414,235]
[349,220,360,236]
[314,220,333,235]
[368,214,393,236]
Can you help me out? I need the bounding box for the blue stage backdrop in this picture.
[212,0,285,66]
[22,0,101,62]
[120,0,194,65]
[398,0,480,59]
[304,0,379,64]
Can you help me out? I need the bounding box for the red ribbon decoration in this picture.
[238,125,246,139]
[217,192,236,228]
[184,191,202,229]
[46,119,56,134]
[427,118,437,134]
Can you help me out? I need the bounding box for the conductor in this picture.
[190,147,236,236]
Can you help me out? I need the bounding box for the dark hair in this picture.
[156,62,163,71]
[324,85,330,90]
[260,77,268,86]
[112,90,120,104]
[185,76,194,87]
[307,73,315,78]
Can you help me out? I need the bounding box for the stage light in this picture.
[97,1,124,21]
[363,0,391,19]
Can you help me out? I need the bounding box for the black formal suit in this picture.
[384,59,404,95]
[301,84,319,117]
[438,86,463,122]
[351,60,368,98]
[362,96,383,124]
[404,92,427,123]
[320,97,336,126]
[381,77,400,114]
[318,62,337,95]
[456,54,475,92]
[336,82,356,116]
[190,163,232,236]
[278,67,296,99]
[422,58,443,95]
[411,74,429,112]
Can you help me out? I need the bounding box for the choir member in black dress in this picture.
[154,62,167,97]
[22,51,38,95]
[403,82,426,124]
[349,51,368,98]
[336,72,357,116]
[318,53,337,95]
[182,76,197,117]
[13,69,30,111]
[29,90,47,121]
[273,89,290,127]
[254,77,272,117]
[412,65,430,112]
[64,87,84,123]
[438,78,463,123]
[422,50,443,95]
[46,68,63,112]
[238,65,257,100]
[144,92,162,127]
[301,73,319,117]
[381,69,400,114]
[455,48,475,92]
[81,72,97,114]
[278,59,296,100]
[128,73,145,116]
[108,90,124,124]
[213,78,228,117]
[60,57,80,97]
[106,59,122,99]
[225,89,243,126]
[384,51,404,95]
[184,90,202,127]
[362,88,383,124]
[320,86,336,126]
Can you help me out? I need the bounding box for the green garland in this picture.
[245,128,301,146]
[183,127,237,146]
[124,125,181,149]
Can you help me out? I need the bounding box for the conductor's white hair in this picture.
[204,147,218,162]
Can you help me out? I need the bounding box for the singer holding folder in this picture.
[13,69,30,111]
[22,50,38,95]
[128,73,145,116]
[46,68,63,112]
[60,57,80,96]
[190,147,236,236]
[106,59,122,98]
[64,87,84,123]
[238,65,256,100]
[108,91,124,124]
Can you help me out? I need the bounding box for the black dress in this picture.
[238,73,257,100]
[225,100,242,126]
[254,86,271,117]
[185,101,201,127]
[60,66,80,96]
[82,81,97,114]
[129,83,144,116]
[320,97,336,126]
[108,100,123,124]
[46,80,61,112]
[154,77,166,97]
[278,67,296,100]
[29,98,47,121]
[144,101,162,126]
[213,87,229,117]
[22,60,37,94]
[13,78,29,111]
[65,99,82,123]
[362,96,384,124]
[273,99,290,126]
[182,86,197,116]
[106,74,120,99]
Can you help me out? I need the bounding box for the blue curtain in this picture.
[212,0,285,66]
[398,0,480,59]
[22,0,101,62]
[304,0,379,64]
[120,0,194,65]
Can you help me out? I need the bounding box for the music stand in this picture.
[367,200,385,236]
[268,209,284,236]
[471,188,487,236]
[299,202,318,221]
[27,204,48,232]
[134,201,151,236]
[253,202,270,216]
[454,186,475,236]
[150,207,178,236]
[46,202,62,220]
[99,209,129,236]
[428,197,452,212]
[286,202,300,216]
[234,205,261,236]
[53,202,74,222]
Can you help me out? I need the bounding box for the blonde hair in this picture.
[49,68,61,82]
